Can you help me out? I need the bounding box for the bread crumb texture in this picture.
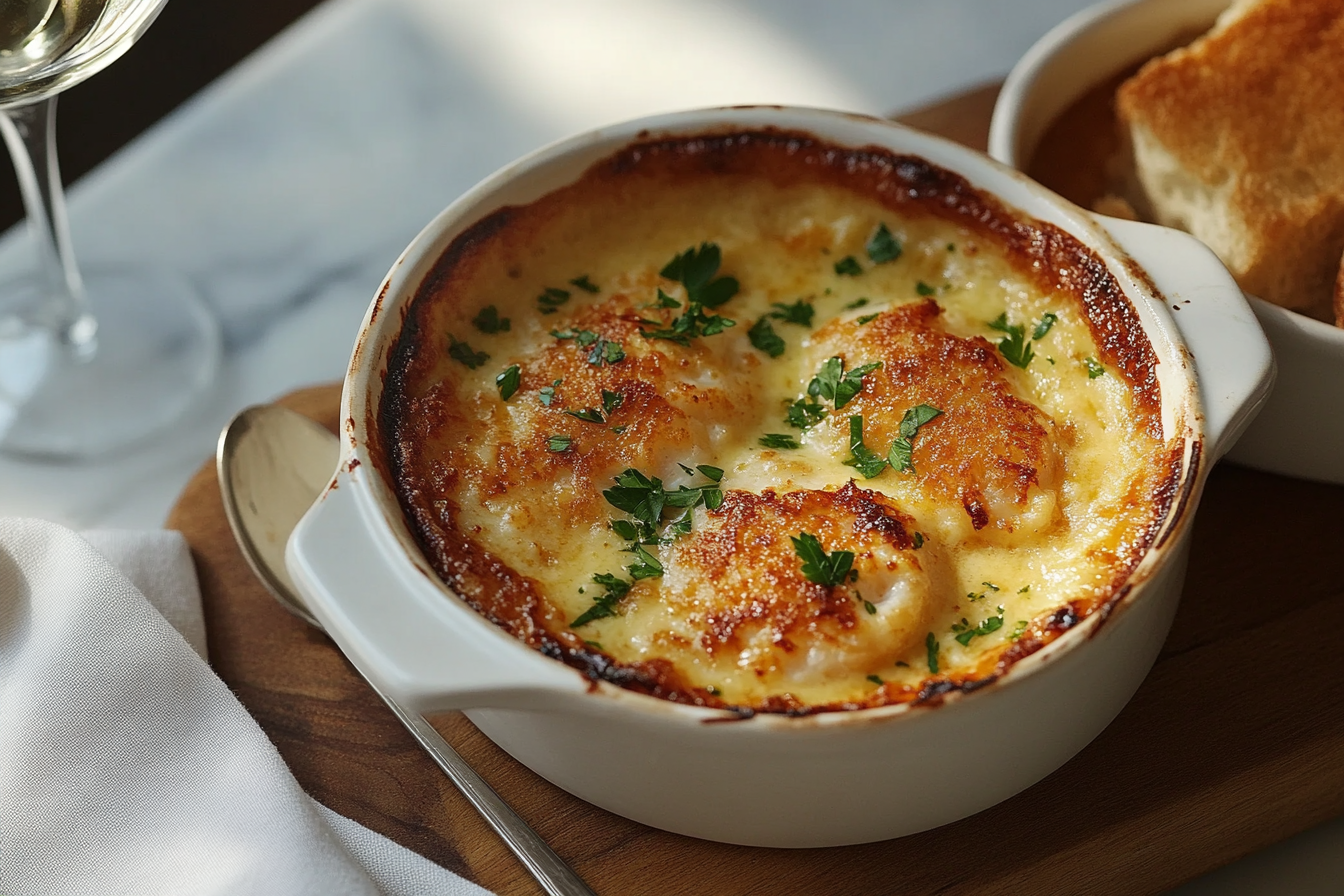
[1117,0,1344,321]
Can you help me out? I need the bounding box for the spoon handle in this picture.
[372,687,599,896]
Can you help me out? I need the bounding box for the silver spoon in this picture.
[217,403,597,896]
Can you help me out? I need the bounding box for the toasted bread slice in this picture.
[1116,0,1344,322]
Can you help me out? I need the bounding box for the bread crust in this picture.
[1116,0,1344,321]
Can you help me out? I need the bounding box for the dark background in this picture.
[0,0,324,231]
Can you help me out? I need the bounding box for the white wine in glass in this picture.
[0,0,219,460]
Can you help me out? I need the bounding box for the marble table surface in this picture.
[0,0,1336,891]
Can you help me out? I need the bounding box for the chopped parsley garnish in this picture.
[642,243,738,346]
[1085,356,1105,378]
[867,674,884,686]
[912,531,925,549]
[626,544,664,580]
[865,223,902,264]
[571,573,632,627]
[546,434,572,452]
[495,364,520,400]
[808,357,882,410]
[886,403,942,474]
[566,407,605,424]
[988,311,1058,369]
[601,389,623,416]
[952,605,1005,646]
[843,416,888,479]
[926,632,940,674]
[844,297,870,310]
[856,313,880,325]
[916,280,936,297]
[988,313,1034,368]
[834,255,863,276]
[592,338,625,366]
[569,274,600,293]
[759,433,801,450]
[786,397,828,429]
[1010,620,1029,641]
[768,299,815,327]
[791,532,856,587]
[748,317,786,357]
[1033,312,1059,340]
[603,466,723,547]
[472,305,511,334]
[1018,585,1030,594]
[447,335,489,369]
[537,286,571,314]
[539,379,561,407]
[860,594,877,615]
[660,242,739,308]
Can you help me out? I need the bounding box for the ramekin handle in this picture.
[286,471,580,714]
[1097,216,1275,460]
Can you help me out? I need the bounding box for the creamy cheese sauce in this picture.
[382,135,1177,712]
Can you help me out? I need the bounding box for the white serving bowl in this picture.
[286,105,1272,847]
[989,0,1344,485]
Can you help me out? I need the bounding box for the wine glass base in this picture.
[0,267,220,461]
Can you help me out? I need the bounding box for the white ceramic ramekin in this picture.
[989,0,1344,485]
[287,106,1272,847]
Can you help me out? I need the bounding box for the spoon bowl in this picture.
[215,403,596,896]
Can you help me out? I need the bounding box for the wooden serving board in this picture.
[167,88,1344,895]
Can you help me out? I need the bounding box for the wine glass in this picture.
[0,0,218,460]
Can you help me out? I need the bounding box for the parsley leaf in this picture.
[644,243,739,345]
[759,433,801,450]
[926,632,940,674]
[989,313,1034,368]
[786,397,828,429]
[660,242,739,308]
[844,297,870,310]
[912,531,925,549]
[1033,312,1058,340]
[601,389,623,416]
[569,274,600,293]
[834,256,863,276]
[546,434,572,452]
[843,416,888,479]
[916,281,936,297]
[1010,620,1029,641]
[447,335,489,369]
[748,317,786,358]
[887,403,942,473]
[604,466,722,550]
[791,532,856,587]
[856,313,880,325]
[1085,356,1105,378]
[537,286,571,314]
[495,364,520,400]
[566,407,605,424]
[866,223,902,264]
[867,674,884,686]
[625,544,664,580]
[539,379,561,407]
[768,300,815,327]
[952,605,1005,645]
[808,357,882,409]
[472,305,511,334]
[571,573,632,627]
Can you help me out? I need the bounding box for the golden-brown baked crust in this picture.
[1116,0,1344,320]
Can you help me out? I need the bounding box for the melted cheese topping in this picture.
[384,142,1176,712]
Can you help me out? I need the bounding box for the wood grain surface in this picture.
[166,90,1344,895]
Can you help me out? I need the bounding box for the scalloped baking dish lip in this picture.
[286,105,1273,846]
[989,0,1344,485]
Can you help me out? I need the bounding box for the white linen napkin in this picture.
[0,517,493,896]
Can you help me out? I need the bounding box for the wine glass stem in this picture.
[0,96,95,357]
